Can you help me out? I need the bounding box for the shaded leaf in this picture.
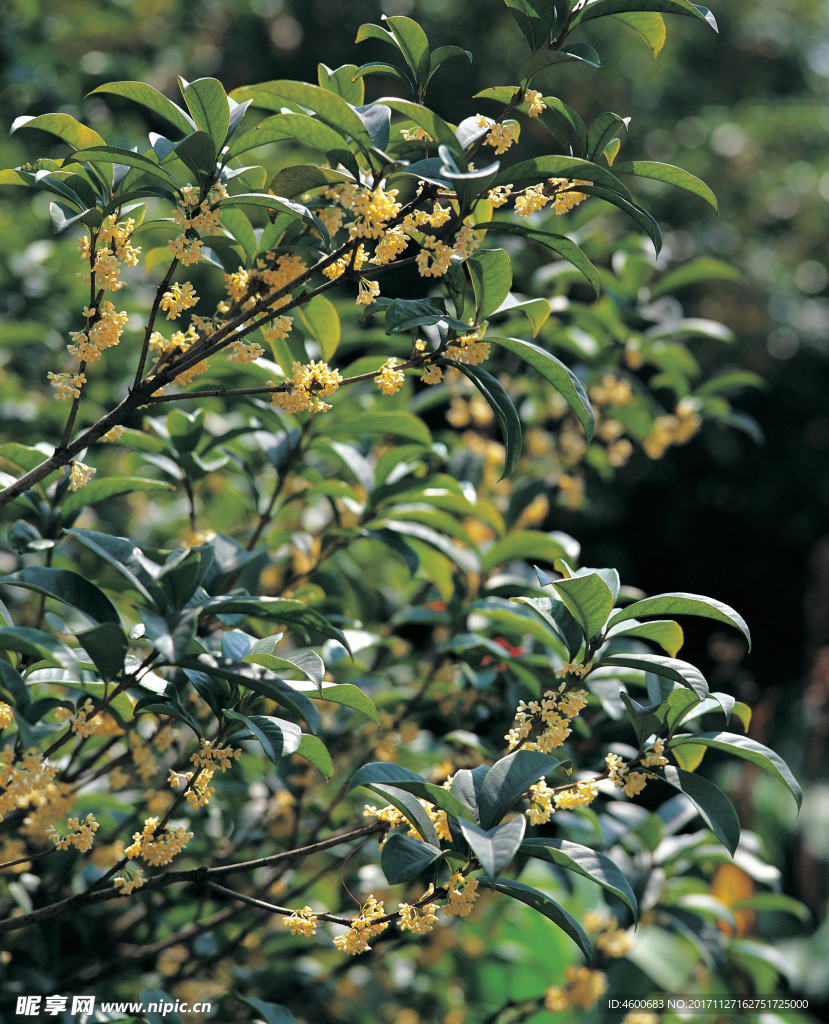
[478,750,564,829]
[521,837,638,917]
[459,815,526,877]
[381,833,445,884]
[478,877,591,957]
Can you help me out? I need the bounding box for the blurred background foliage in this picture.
[2,0,828,1013]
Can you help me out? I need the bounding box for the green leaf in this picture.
[450,363,522,479]
[611,12,667,57]
[480,221,601,295]
[348,762,476,822]
[478,877,591,957]
[296,294,341,361]
[352,62,416,98]
[520,838,638,918]
[224,708,302,762]
[325,410,431,446]
[313,684,380,724]
[62,476,175,518]
[76,622,129,682]
[231,81,373,155]
[513,593,583,660]
[459,816,526,877]
[569,0,716,33]
[0,627,82,677]
[478,750,564,829]
[196,595,348,650]
[267,164,355,199]
[576,184,663,254]
[224,113,359,177]
[487,336,594,442]
[601,652,708,698]
[0,567,121,626]
[612,160,718,211]
[217,193,329,244]
[383,16,431,86]
[428,46,473,84]
[296,733,334,778]
[243,650,324,687]
[493,155,630,197]
[377,98,465,161]
[607,592,751,650]
[12,113,107,152]
[607,618,684,657]
[134,694,202,737]
[536,98,587,157]
[181,77,230,151]
[172,131,217,182]
[654,765,740,855]
[63,146,179,188]
[89,82,195,136]
[381,833,445,884]
[671,732,802,808]
[551,572,613,641]
[587,111,630,162]
[519,43,601,85]
[318,63,365,105]
[383,297,468,335]
[482,530,575,575]
[503,0,560,51]
[466,249,513,322]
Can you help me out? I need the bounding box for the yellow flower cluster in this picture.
[46,812,99,853]
[421,363,444,385]
[589,373,633,407]
[1,749,56,820]
[125,816,194,866]
[375,358,405,395]
[333,895,388,955]
[0,702,15,730]
[167,233,206,267]
[68,461,95,492]
[357,278,381,306]
[98,214,140,262]
[444,871,479,917]
[114,866,146,895]
[514,178,590,218]
[475,115,520,155]
[505,687,588,752]
[544,966,607,1011]
[349,185,402,240]
[525,89,546,117]
[54,698,98,737]
[322,244,368,281]
[605,753,648,798]
[160,281,199,320]
[553,778,599,810]
[174,183,227,235]
[485,185,513,208]
[190,738,242,773]
[67,301,129,364]
[272,360,344,414]
[400,126,433,142]
[47,371,86,400]
[227,339,264,363]
[398,885,441,934]
[283,906,319,936]
[445,328,490,367]
[526,779,555,825]
[100,424,124,442]
[584,910,636,958]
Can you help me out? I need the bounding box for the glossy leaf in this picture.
[313,684,380,724]
[296,733,334,778]
[519,43,601,85]
[481,530,574,575]
[655,765,740,855]
[671,732,802,807]
[383,297,468,334]
[0,567,121,626]
[503,0,560,51]
[612,160,718,211]
[224,708,302,762]
[381,833,445,884]
[493,154,630,197]
[377,98,465,160]
[487,336,594,441]
[607,618,685,657]
[551,572,613,641]
[576,184,663,254]
[244,650,324,687]
[317,63,365,105]
[224,113,359,177]
[478,878,591,957]
[459,815,526,878]
[12,113,107,152]
[478,749,564,829]
[172,131,217,181]
[521,838,638,917]
[76,623,129,682]
[608,592,750,648]
[513,593,583,660]
[569,0,716,32]
[181,77,230,151]
[62,476,175,518]
[601,652,708,698]
[383,15,431,85]
[63,146,179,188]
[89,82,195,136]
[480,222,601,295]
[612,12,667,56]
[466,249,513,322]
[450,363,523,479]
[348,762,476,822]
[134,694,201,737]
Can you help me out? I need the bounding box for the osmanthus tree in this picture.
[0,2,807,1022]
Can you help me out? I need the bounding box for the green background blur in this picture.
[2,0,828,1007]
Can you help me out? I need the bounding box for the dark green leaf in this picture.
[551,572,613,641]
[63,146,179,187]
[450,363,522,479]
[521,838,638,917]
[587,111,630,162]
[654,765,740,854]
[503,0,560,51]
[224,708,301,762]
[601,652,708,698]
[384,297,468,334]
[377,98,465,160]
[348,762,476,822]
[519,43,601,84]
[569,0,716,32]
[76,623,128,682]
[576,184,663,254]
[459,815,526,877]
[381,833,445,884]
[383,16,431,85]
[224,113,359,177]
[466,249,513,322]
[230,995,299,1024]
[478,877,591,957]
[0,567,120,626]
[134,693,201,737]
[493,154,630,196]
[296,734,334,778]
[487,336,594,441]
[173,131,217,182]
[62,477,175,518]
[480,222,601,295]
[478,750,564,829]
[671,732,801,807]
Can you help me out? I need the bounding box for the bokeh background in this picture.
[2,0,828,1011]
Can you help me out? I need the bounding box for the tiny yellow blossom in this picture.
[283,906,318,936]
[398,885,440,934]
[68,461,95,492]
[525,89,546,117]
[0,703,13,730]
[376,358,405,395]
[160,281,198,320]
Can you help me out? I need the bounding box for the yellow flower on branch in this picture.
[376,358,405,395]
[160,281,198,320]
